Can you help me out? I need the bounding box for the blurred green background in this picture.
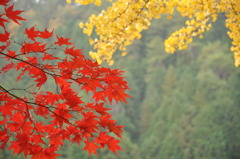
[1,0,240,158]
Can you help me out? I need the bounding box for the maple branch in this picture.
[7,85,34,95]
[25,103,46,144]
[0,51,91,87]
[1,84,61,109]
[0,85,90,131]
[1,85,105,142]
[0,51,59,77]
[0,2,128,156]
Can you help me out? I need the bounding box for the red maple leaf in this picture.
[0,15,9,28]
[5,5,26,24]
[96,132,111,148]
[0,0,9,6]
[76,112,98,133]
[1,62,14,73]
[42,54,59,61]
[54,36,72,46]
[0,41,10,51]
[83,141,99,156]
[87,103,112,115]
[35,71,47,88]
[25,26,40,41]
[0,31,10,42]
[39,29,54,39]
[0,131,9,149]
[65,46,83,58]
[21,42,46,54]
[31,148,61,159]
[107,138,123,155]
[6,50,16,59]
[108,124,124,138]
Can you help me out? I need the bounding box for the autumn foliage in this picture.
[68,0,240,66]
[0,1,130,158]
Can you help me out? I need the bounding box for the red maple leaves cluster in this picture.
[0,1,130,158]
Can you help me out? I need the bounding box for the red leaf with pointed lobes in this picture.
[35,92,61,107]
[99,115,113,128]
[35,71,47,88]
[30,134,45,145]
[54,36,72,46]
[0,130,9,149]
[0,41,10,52]
[0,0,9,6]
[9,141,21,154]
[108,123,124,138]
[39,29,54,39]
[0,135,9,149]
[35,104,50,117]
[49,133,63,147]
[52,103,73,128]
[65,46,83,58]
[92,91,107,102]
[20,121,33,134]
[25,26,40,41]
[1,62,14,73]
[0,31,10,42]
[0,15,9,28]
[5,50,16,60]
[5,5,26,24]
[87,103,112,115]
[76,112,99,133]
[99,115,123,138]
[21,42,47,54]
[96,132,111,148]
[31,148,61,159]
[9,134,30,155]
[11,112,24,123]
[107,138,123,155]
[42,54,59,61]
[83,140,99,156]
[61,88,83,108]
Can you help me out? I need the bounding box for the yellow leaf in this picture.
[89,38,95,45]
[72,0,240,67]
[89,51,97,59]
[94,0,101,6]
[121,52,128,57]
[108,60,114,65]
[79,22,84,28]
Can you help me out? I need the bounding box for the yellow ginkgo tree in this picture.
[67,0,240,66]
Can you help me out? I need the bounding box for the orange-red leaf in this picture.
[54,36,72,46]
[39,29,54,39]
[0,0,9,6]
[5,5,25,24]
[0,31,9,42]
[107,138,123,155]
[0,15,9,28]
[25,26,40,41]
[83,141,98,156]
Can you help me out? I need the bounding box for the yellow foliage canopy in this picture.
[67,0,240,66]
